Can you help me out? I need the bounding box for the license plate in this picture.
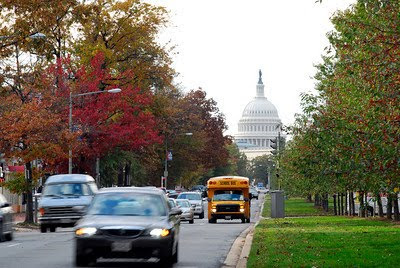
[225,216,232,220]
[112,241,132,252]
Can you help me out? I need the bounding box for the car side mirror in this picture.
[170,207,182,216]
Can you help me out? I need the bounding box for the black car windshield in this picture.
[178,193,201,200]
[176,200,190,207]
[43,183,91,196]
[213,190,243,201]
[88,193,167,216]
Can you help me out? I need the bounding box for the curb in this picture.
[221,194,266,268]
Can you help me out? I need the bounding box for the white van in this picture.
[38,174,98,233]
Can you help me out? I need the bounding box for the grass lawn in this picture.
[262,196,332,217]
[248,216,400,268]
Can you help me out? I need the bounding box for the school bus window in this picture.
[213,190,243,201]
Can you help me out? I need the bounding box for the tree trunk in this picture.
[377,194,384,217]
[124,162,131,186]
[393,195,399,221]
[359,192,365,217]
[24,162,34,223]
[341,193,345,215]
[117,165,124,186]
[345,192,348,215]
[387,194,393,220]
[349,192,354,216]
[333,194,337,215]
[338,193,342,215]
[307,194,312,203]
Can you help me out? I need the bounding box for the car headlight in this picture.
[75,227,97,237]
[150,228,170,237]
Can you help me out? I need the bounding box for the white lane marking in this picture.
[7,243,21,248]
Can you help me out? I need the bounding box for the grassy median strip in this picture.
[248,216,400,267]
[263,196,332,217]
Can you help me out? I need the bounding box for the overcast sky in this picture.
[147,0,356,135]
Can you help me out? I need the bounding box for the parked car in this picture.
[38,174,98,233]
[0,193,13,241]
[74,187,181,267]
[177,192,205,219]
[175,199,194,224]
[250,187,259,200]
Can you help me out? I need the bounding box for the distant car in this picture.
[167,190,179,199]
[190,185,207,198]
[175,199,194,224]
[168,198,178,209]
[0,193,13,242]
[250,188,259,200]
[257,186,268,194]
[74,187,181,267]
[177,192,205,219]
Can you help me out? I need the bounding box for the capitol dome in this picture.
[242,98,279,118]
[234,70,283,160]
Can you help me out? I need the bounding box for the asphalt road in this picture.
[0,196,263,268]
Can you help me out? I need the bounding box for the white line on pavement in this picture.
[6,243,21,248]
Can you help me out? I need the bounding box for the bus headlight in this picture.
[211,208,217,213]
[240,208,245,213]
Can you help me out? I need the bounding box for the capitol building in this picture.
[234,70,283,160]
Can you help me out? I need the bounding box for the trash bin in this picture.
[270,190,285,218]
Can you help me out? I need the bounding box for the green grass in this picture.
[262,196,333,217]
[248,216,400,268]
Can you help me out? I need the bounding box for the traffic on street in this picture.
[0,193,263,268]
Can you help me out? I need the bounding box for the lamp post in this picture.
[162,132,193,189]
[68,88,122,174]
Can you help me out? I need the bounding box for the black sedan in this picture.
[0,193,13,242]
[74,187,181,267]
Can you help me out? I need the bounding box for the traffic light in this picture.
[270,138,278,155]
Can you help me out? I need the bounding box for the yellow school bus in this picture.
[207,176,250,223]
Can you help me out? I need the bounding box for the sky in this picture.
[147,0,356,135]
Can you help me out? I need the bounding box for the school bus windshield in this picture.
[213,190,244,201]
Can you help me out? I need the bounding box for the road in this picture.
[0,196,263,268]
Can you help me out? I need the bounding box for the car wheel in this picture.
[49,226,56,232]
[4,232,13,241]
[40,225,47,233]
[159,244,177,267]
[241,218,246,223]
[189,219,194,224]
[246,218,251,223]
[199,211,204,219]
[172,242,178,263]
[75,253,92,267]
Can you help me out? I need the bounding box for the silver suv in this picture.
[38,174,98,233]
[177,192,204,219]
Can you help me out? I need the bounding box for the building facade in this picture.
[234,70,283,160]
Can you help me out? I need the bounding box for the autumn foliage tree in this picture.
[280,0,400,219]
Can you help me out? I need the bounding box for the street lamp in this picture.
[162,132,193,189]
[68,88,122,174]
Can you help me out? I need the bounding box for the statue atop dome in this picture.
[258,69,263,84]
